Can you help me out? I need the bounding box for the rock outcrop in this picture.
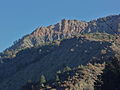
[2,14,120,58]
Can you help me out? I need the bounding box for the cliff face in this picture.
[85,15,120,34]
[31,14,120,40]
[31,19,87,38]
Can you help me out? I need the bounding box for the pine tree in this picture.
[63,66,71,72]
[55,74,60,82]
[39,75,46,87]
[56,70,61,74]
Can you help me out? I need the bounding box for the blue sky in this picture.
[0,0,120,52]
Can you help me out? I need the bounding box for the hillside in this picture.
[1,14,120,59]
[0,14,120,90]
[21,55,120,90]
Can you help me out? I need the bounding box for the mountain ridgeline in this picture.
[0,14,120,90]
[1,14,120,58]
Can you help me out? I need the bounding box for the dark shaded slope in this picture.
[97,56,120,90]
[0,44,58,83]
[21,55,120,90]
[0,37,115,90]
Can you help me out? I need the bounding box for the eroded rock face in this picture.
[31,19,88,41]
[84,15,120,34]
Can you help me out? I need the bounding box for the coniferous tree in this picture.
[63,66,71,72]
[39,75,46,87]
[55,74,60,82]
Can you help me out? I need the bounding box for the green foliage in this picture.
[56,70,61,74]
[63,66,71,72]
[39,75,46,87]
[55,74,60,82]
[78,64,84,68]
[84,32,117,41]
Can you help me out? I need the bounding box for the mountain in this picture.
[0,14,120,90]
[1,14,120,59]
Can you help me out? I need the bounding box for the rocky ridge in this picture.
[1,14,120,58]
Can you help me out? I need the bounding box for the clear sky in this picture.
[0,0,120,52]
